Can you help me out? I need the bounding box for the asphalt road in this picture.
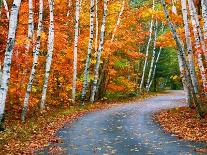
[38,90,206,155]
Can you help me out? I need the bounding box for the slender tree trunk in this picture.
[21,0,43,121]
[25,0,34,54]
[148,46,161,90]
[188,0,207,61]
[0,0,22,129]
[146,19,158,91]
[95,0,125,96]
[188,0,207,95]
[90,0,108,103]
[202,0,207,40]
[40,0,55,109]
[80,0,95,104]
[0,0,2,17]
[94,0,98,53]
[3,0,9,19]
[140,0,155,92]
[181,0,199,94]
[148,23,165,90]
[67,0,72,17]
[161,0,204,117]
[71,0,80,104]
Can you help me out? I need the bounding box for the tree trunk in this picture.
[80,0,95,104]
[90,0,108,103]
[3,0,9,19]
[188,0,207,61]
[140,0,155,92]
[202,0,207,40]
[0,0,22,129]
[94,0,99,53]
[146,19,158,91]
[40,0,55,109]
[188,0,207,95]
[72,0,80,104]
[181,0,199,94]
[21,0,43,121]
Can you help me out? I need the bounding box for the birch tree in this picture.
[90,0,108,103]
[188,0,207,61]
[2,0,9,19]
[71,0,80,104]
[0,0,22,129]
[95,0,125,95]
[139,0,155,92]
[181,0,199,95]
[146,19,158,91]
[94,0,99,53]
[25,0,34,54]
[188,0,207,94]
[80,0,95,104]
[161,0,204,117]
[202,0,207,40]
[40,0,55,109]
[21,0,43,121]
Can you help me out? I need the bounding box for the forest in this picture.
[0,0,207,154]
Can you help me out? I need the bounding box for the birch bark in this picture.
[71,0,80,104]
[94,0,99,53]
[80,0,95,104]
[181,0,199,94]
[3,0,9,19]
[202,0,207,40]
[188,0,207,94]
[139,0,155,92]
[0,0,22,127]
[21,0,43,121]
[188,0,207,61]
[90,0,107,103]
[40,0,54,109]
[146,19,158,91]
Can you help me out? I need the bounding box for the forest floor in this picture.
[37,90,206,155]
[0,92,155,154]
[154,107,207,153]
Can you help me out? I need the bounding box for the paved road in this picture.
[38,90,206,155]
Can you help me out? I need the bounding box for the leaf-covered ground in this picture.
[0,94,154,154]
[154,107,207,142]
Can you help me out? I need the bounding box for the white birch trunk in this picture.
[139,0,155,92]
[40,0,54,109]
[67,0,72,17]
[25,0,34,53]
[90,0,107,103]
[148,46,161,90]
[146,19,158,91]
[21,0,43,121]
[181,0,199,94]
[95,0,125,95]
[202,0,207,40]
[0,0,22,127]
[3,0,9,19]
[94,0,98,52]
[188,0,207,94]
[80,0,95,104]
[111,0,125,42]
[71,0,80,104]
[188,0,207,61]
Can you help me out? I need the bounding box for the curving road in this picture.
[38,90,206,155]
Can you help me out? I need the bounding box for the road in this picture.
[38,90,206,155]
